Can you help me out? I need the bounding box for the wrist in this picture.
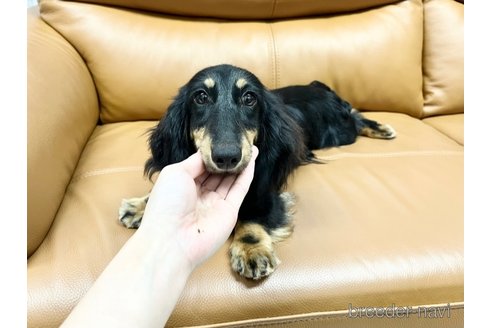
[133,223,195,276]
[63,222,194,328]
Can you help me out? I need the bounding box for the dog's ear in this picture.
[144,90,195,179]
[256,91,308,191]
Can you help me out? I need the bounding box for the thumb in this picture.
[177,151,206,179]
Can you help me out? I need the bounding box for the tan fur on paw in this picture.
[230,237,279,280]
[361,123,397,139]
[118,195,149,229]
[229,222,280,279]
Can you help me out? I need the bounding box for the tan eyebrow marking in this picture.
[204,78,215,88]
[236,78,247,89]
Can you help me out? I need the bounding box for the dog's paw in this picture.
[361,123,397,139]
[377,124,397,139]
[229,236,279,280]
[118,195,149,229]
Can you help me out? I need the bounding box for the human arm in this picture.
[61,147,258,328]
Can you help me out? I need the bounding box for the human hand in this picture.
[138,146,258,270]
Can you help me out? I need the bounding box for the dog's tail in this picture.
[351,109,397,140]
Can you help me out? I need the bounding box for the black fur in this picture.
[144,91,195,178]
[144,64,392,234]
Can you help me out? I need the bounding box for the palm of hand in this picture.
[140,149,257,269]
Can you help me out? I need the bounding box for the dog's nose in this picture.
[212,145,242,170]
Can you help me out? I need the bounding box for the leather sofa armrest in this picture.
[27,7,99,257]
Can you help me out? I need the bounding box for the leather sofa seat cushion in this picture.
[27,112,463,327]
[423,114,464,146]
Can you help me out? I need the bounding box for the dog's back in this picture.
[273,81,396,150]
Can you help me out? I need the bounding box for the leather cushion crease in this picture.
[28,0,464,327]
[423,114,464,146]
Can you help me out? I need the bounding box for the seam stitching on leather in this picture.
[268,24,279,88]
[234,307,464,328]
[71,166,143,182]
[270,0,277,18]
[419,0,426,119]
[315,150,463,161]
[69,151,462,182]
[201,302,464,328]
[422,117,464,146]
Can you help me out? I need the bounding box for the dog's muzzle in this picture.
[211,144,242,171]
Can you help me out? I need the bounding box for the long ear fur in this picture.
[144,90,195,179]
[255,91,308,192]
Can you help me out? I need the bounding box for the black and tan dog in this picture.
[119,64,396,280]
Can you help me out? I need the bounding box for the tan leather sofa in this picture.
[27,0,464,327]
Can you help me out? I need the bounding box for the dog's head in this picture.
[185,65,263,173]
[145,64,266,176]
[145,64,306,188]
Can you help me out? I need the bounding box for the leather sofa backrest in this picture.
[423,0,464,117]
[57,0,403,19]
[39,0,425,123]
[27,7,99,256]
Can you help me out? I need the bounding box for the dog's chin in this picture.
[203,161,249,175]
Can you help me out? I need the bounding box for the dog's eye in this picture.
[242,92,257,107]
[194,91,209,105]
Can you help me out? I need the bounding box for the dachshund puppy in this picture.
[119,64,395,280]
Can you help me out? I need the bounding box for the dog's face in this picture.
[185,65,263,173]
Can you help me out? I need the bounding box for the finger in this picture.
[180,151,206,178]
[201,174,225,192]
[251,145,259,161]
[217,146,258,199]
[196,171,210,186]
[224,146,258,208]
[215,174,238,199]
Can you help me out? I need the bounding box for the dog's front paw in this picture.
[229,223,280,280]
[118,195,149,229]
[230,240,280,280]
